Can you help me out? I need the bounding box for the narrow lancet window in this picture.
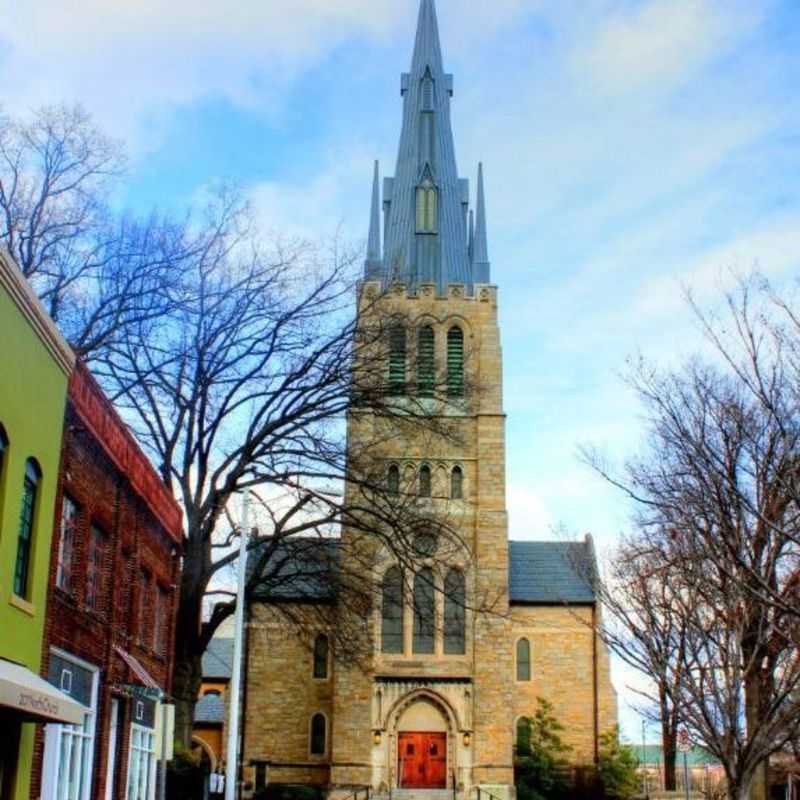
[447,326,464,397]
[419,464,432,498]
[387,464,400,496]
[310,713,326,755]
[416,180,437,234]
[517,638,531,681]
[313,634,329,679]
[451,466,463,500]
[413,568,435,654]
[444,569,466,654]
[381,567,404,654]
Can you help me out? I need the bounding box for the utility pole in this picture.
[225,490,250,800]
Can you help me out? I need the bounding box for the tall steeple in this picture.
[364,0,490,293]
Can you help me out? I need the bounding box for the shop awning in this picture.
[114,646,160,690]
[0,658,86,725]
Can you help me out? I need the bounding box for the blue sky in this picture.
[4,0,800,738]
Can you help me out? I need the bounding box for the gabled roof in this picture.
[508,540,596,605]
[202,638,234,680]
[246,538,339,603]
[195,692,225,725]
[247,538,596,605]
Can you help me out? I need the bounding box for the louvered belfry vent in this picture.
[388,325,407,395]
[417,326,435,397]
[447,326,464,397]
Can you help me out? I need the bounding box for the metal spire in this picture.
[379,0,472,292]
[365,160,382,279]
[472,162,491,283]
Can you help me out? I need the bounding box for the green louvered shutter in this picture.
[388,326,407,395]
[447,326,464,397]
[417,326,435,397]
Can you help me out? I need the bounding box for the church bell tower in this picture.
[333,1,515,794]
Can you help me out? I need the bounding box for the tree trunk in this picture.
[745,673,769,800]
[171,557,207,751]
[662,728,677,792]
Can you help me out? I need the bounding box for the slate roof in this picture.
[194,692,225,725]
[247,538,596,606]
[202,637,233,680]
[246,538,340,602]
[508,540,596,604]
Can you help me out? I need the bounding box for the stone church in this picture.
[242,1,617,797]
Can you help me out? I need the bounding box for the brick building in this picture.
[241,3,617,799]
[30,362,183,800]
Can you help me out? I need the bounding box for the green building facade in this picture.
[0,247,75,800]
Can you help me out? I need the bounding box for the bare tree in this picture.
[582,278,800,800]
[93,200,482,746]
[0,105,182,355]
[581,535,688,790]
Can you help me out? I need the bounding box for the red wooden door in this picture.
[398,732,447,789]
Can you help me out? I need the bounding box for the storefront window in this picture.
[41,652,98,800]
[127,723,157,800]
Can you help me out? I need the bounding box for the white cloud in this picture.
[0,0,405,146]
[577,0,765,97]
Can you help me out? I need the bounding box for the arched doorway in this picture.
[389,692,455,790]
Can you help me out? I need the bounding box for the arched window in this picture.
[417,326,435,397]
[14,458,41,598]
[387,465,400,496]
[416,180,437,234]
[444,569,466,654]
[451,466,463,500]
[418,464,432,498]
[313,634,329,679]
[516,717,531,753]
[516,638,531,681]
[447,326,464,397]
[381,567,404,654]
[388,325,407,396]
[413,568,435,654]
[202,689,221,698]
[310,713,327,756]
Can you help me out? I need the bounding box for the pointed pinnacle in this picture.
[468,209,475,264]
[365,161,382,280]
[473,162,490,282]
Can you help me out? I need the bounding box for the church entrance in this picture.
[398,732,447,789]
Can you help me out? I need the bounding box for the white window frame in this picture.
[41,649,99,800]
[126,721,157,800]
